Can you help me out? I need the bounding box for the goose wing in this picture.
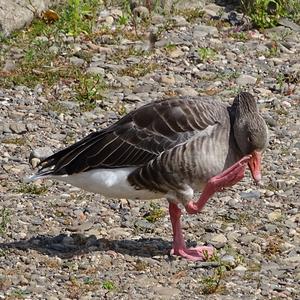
[38,97,227,175]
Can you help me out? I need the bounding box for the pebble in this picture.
[208,233,228,248]
[267,210,282,222]
[31,147,53,160]
[236,74,257,85]
[160,75,175,85]
[153,286,181,297]
[86,66,105,75]
[2,59,16,72]
[70,56,85,66]
[193,25,219,39]
[133,6,149,19]
[9,123,27,134]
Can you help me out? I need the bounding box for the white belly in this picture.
[53,167,164,200]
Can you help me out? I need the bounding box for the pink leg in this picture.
[169,202,214,261]
[186,155,251,214]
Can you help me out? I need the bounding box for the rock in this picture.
[133,6,149,19]
[70,56,85,66]
[283,256,300,264]
[234,265,247,272]
[105,16,114,26]
[160,75,175,85]
[175,87,198,97]
[203,4,222,17]
[171,16,188,27]
[2,59,16,72]
[153,286,180,297]
[169,48,185,58]
[9,123,27,134]
[236,74,257,85]
[193,25,219,39]
[31,158,40,168]
[49,45,59,54]
[30,147,53,160]
[267,210,282,222]
[86,66,105,75]
[208,233,227,248]
[240,190,260,200]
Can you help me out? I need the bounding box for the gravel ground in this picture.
[0,2,300,299]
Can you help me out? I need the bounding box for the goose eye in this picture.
[248,136,252,143]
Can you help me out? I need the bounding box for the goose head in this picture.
[232,92,269,183]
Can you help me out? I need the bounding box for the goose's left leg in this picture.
[169,202,214,261]
[185,155,251,214]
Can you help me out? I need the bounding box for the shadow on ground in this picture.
[0,234,173,259]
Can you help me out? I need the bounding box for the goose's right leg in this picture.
[169,202,214,261]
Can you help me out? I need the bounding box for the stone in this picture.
[236,74,257,86]
[208,233,227,248]
[193,25,219,40]
[70,56,85,66]
[105,16,114,25]
[234,265,248,272]
[49,45,59,54]
[175,87,198,97]
[169,48,185,58]
[31,147,53,160]
[160,75,175,85]
[133,6,149,19]
[240,190,260,200]
[153,286,180,297]
[171,16,188,27]
[86,66,105,75]
[2,59,16,72]
[267,210,282,222]
[9,123,27,134]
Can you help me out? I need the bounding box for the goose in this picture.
[27,92,268,261]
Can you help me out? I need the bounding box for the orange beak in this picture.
[248,151,262,182]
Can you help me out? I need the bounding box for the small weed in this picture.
[199,250,245,294]
[135,259,148,271]
[44,101,70,114]
[0,248,8,256]
[144,202,166,223]
[58,0,99,37]
[118,62,158,78]
[111,47,147,62]
[15,183,48,195]
[2,137,27,146]
[176,8,204,23]
[164,43,177,51]
[117,14,129,26]
[264,236,283,256]
[200,270,225,295]
[266,41,279,57]
[102,280,115,291]
[276,73,285,90]
[241,0,299,28]
[84,277,98,285]
[197,47,217,62]
[229,32,251,41]
[247,262,262,272]
[75,73,106,111]
[10,288,30,298]
[0,208,11,235]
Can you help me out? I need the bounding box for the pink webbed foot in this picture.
[171,245,214,261]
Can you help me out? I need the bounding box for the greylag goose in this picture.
[27,92,268,261]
